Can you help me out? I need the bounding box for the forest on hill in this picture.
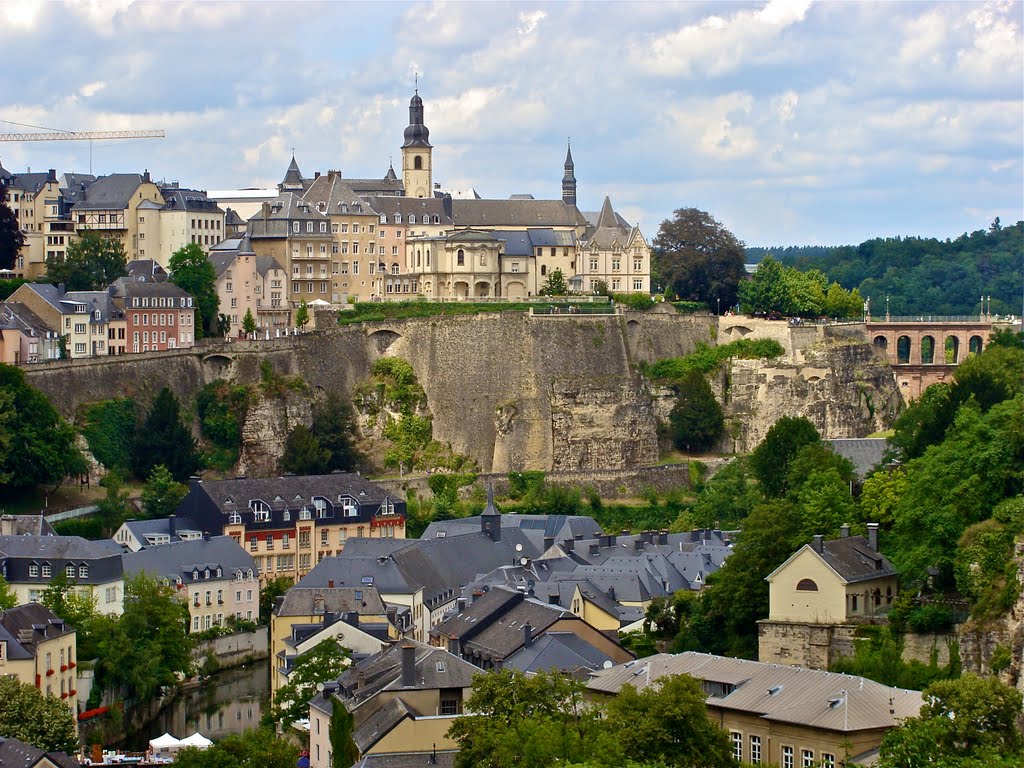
[746,220,1023,317]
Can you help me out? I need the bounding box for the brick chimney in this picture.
[812,535,824,554]
[867,523,879,552]
[523,623,533,648]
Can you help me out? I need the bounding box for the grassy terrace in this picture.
[336,299,613,325]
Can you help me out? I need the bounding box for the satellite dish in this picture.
[515,544,523,552]
[520,557,528,566]
[316,682,325,692]
[602,660,614,669]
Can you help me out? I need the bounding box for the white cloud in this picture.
[1,0,44,31]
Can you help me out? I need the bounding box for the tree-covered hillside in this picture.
[746,220,1023,316]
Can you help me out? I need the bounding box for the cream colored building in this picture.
[0,604,78,725]
[209,237,289,332]
[7,283,127,358]
[1,168,73,280]
[156,186,226,268]
[576,197,652,295]
[68,171,165,261]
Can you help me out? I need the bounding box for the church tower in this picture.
[561,142,577,207]
[401,87,433,198]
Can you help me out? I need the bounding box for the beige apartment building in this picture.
[210,236,290,332]
[7,283,126,358]
[1,168,74,280]
[0,604,78,724]
[156,186,226,268]
[66,171,165,261]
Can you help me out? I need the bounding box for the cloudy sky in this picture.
[1,0,1021,246]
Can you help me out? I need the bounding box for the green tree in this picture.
[41,572,102,658]
[168,242,218,338]
[259,576,294,625]
[79,397,137,472]
[539,268,569,296]
[0,363,85,489]
[879,675,1023,768]
[44,229,127,290]
[0,676,78,754]
[668,371,724,453]
[295,300,309,329]
[94,471,134,536]
[0,573,16,610]
[242,308,257,335]
[737,255,791,315]
[174,728,299,768]
[266,639,349,730]
[311,392,361,472]
[132,387,201,481]
[602,675,735,768]
[0,189,25,271]
[140,464,188,518]
[859,469,909,527]
[330,694,360,768]
[687,457,762,529]
[280,424,331,475]
[749,416,821,497]
[97,573,193,702]
[652,207,744,308]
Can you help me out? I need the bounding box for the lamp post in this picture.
[716,297,720,316]
[885,295,890,321]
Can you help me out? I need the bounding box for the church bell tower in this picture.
[401,86,433,198]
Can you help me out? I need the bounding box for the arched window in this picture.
[796,578,818,591]
[541,264,547,276]
[457,249,465,266]
[408,214,415,224]
[414,156,423,170]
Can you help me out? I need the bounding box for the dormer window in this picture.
[408,214,415,224]
[204,569,211,579]
[66,564,75,579]
[193,570,199,580]
[313,497,329,518]
[340,204,348,213]
[300,507,312,521]
[250,499,270,522]
[283,510,291,522]
[216,567,222,578]
[42,563,52,578]
[394,214,401,224]
[79,565,88,579]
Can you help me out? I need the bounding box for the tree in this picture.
[97,573,193,702]
[280,424,331,475]
[242,308,257,335]
[266,639,349,730]
[539,268,569,296]
[687,457,762,529]
[0,363,85,489]
[218,313,231,337]
[259,575,294,625]
[44,229,127,290]
[749,416,821,497]
[295,300,309,329]
[168,243,218,338]
[879,675,1023,768]
[132,387,201,481]
[330,693,360,768]
[0,676,78,754]
[0,188,25,271]
[653,207,744,308]
[0,573,16,610]
[174,728,298,768]
[140,464,188,518]
[668,371,724,453]
[94,471,134,537]
[602,675,735,768]
[311,392,361,472]
[41,572,102,658]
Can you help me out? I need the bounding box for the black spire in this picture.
[403,87,432,149]
[561,140,576,207]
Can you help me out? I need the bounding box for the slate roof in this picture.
[450,199,588,228]
[161,187,223,214]
[255,254,283,275]
[246,192,331,238]
[125,259,168,282]
[819,535,897,584]
[505,630,618,675]
[364,195,452,223]
[351,751,458,768]
[64,290,120,324]
[0,514,56,536]
[421,513,601,543]
[119,516,203,546]
[353,697,412,753]
[297,555,415,596]
[0,603,74,653]
[0,534,122,560]
[224,208,246,228]
[17,283,66,313]
[0,737,80,768]
[189,473,396,510]
[484,228,576,256]
[110,279,193,301]
[826,438,889,478]
[281,156,304,189]
[121,535,257,585]
[275,586,387,617]
[1,302,56,336]
[303,173,377,216]
[5,171,53,195]
[588,652,923,733]
[71,173,150,211]
[335,640,478,705]
[582,196,636,249]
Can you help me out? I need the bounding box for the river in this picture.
[119,663,270,751]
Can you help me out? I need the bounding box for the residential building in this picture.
[110,277,196,352]
[8,283,104,359]
[760,523,899,669]
[0,515,57,536]
[270,585,396,698]
[67,171,164,260]
[157,185,226,267]
[1,168,70,280]
[0,603,78,720]
[0,736,80,768]
[588,652,923,767]
[0,302,61,363]
[429,585,633,672]
[308,640,477,768]
[209,237,289,332]
[113,515,204,551]
[121,535,260,632]
[575,196,652,295]
[175,474,407,584]
[0,535,125,614]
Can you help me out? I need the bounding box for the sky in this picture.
[0,0,1021,247]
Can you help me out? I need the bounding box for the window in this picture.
[41,563,51,578]
[79,564,88,579]
[293,222,300,233]
[781,746,794,768]
[634,258,643,271]
[457,249,464,266]
[307,222,314,233]
[796,578,819,591]
[266,535,274,551]
[730,732,742,762]
[633,278,643,291]
[249,537,257,551]
[282,533,290,549]
[321,529,328,546]
[749,735,761,764]
[66,564,75,578]
[802,750,814,767]
[590,258,599,271]
[821,754,835,768]
[612,258,621,271]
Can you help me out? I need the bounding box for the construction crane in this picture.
[0,120,165,173]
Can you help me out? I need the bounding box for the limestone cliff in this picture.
[236,391,312,477]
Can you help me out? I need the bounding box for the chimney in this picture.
[840,524,850,538]
[812,535,824,554]
[323,611,337,628]
[634,539,644,551]
[543,536,554,550]
[343,611,359,628]
[47,168,57,182]
[867,523,879,552]
[607,586,615,601]
[143,169,150,183]
[589,543,600,556]
[328,579,334,588]
[523,623,533,648]
[401,643,416,687]
[168,514,176,536]
[606,534,616,547]
[0,515,15,537]
[658,530,668,545]
[575,533,584,540]
[562,538,574,551]
[442,193,453,220]
[457,598,466,612]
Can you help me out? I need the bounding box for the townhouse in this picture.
[110,277,196,352]
[209,236,290,332]
[0,603,78,720]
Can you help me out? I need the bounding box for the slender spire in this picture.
[561,140,577,207]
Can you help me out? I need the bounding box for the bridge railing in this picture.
[870,315,988,324]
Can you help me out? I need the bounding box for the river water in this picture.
[120,663,270,751]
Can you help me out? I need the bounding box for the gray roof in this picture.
[190,472,397,514]
[71,173,149,211]
[297,555,414,596]
[364,195,452,222]
[335,640,478,705]
[64,290,120,324]
[275,586,387,618]
[0,603,74,654]
[0,737,79,768]
[451,199,588,228]
[421,513,601,543]
[125,259,168,282]
[110,279,193,300]
[0,534,122,560]
[351,751,458,768]
[121,535,257,584]
[161,187,224,214]
[353,697,412,752]
[587,652,923,733]
[582,197,635,249]
[505,630,618,674]
[819,534,897,584]
[246,192,332,239]
[120,516,202,545]
[0,514,56,536]
[303,173,378,216]
[1,302,56,336]
[826,438,890,478]
[5,171,52,195]
[281,156,304,188]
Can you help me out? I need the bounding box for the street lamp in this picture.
[716,297,720,316]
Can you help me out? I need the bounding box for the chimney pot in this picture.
[328,579,334,588]
[840,524,850,538]
[867,523,880,552]
[523,623,533,648]
[589,543,600,556]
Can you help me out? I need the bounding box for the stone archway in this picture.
[969,335,984,355]
[474,281,491,298]
[873,335,888,352]
[453,281,469,299]
[945,335,960,364]
[921,335,935,364]
[505,281,526,299]
[897,335,912,364]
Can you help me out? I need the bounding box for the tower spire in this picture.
[561,139,577,207]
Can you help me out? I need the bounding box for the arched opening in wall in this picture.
[944,335,960,364]
[422,280,432,296]
[202,353,234,379]
[541,264,547,276]
[474,281,491,298]
[969,335,984,356]
[873,335,888,350]
[921,335,936,364]
[368,329,401,354]
[725,325,752,339]
[453,281,469,299]
[796,579,818,591]
[414,156,423,170]
[505,281,525,299]
[897,335,912,364]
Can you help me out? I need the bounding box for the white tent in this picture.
[148,733,182,755]
[179,732,213,749]
[307,299,331,307]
